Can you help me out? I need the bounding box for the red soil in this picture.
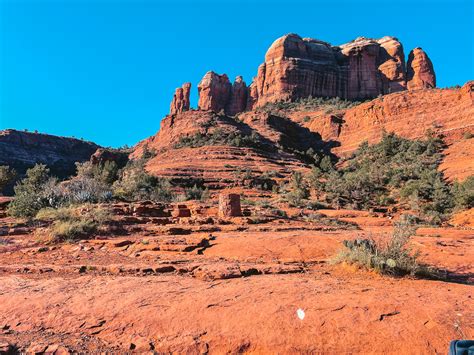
[0,202,472,353]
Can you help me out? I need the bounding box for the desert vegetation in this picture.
[333,215,440,278]
[174,128,266,151]
[257,96,362,114]
[35,204,112,243]
[302,131,470,224]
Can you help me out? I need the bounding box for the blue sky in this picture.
[1,0,473,147]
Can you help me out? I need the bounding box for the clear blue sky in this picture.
[1,0,473,147]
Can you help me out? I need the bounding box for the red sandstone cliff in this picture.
[168,33,436,117]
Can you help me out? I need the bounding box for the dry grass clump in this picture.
[35,204,111,243]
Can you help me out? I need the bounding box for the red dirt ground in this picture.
[0,203,473,353]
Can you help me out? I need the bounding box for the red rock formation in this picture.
[198,72,232,112]
[226,76,248,116]
[174,34,435,114]
[302,82,473,181]
[170,83,191,115]
[90,148,129,168]
[406,48,436,90]
[377,37,407,94]
[218,193,242,217]
[247,34,433,108]
[132,110,308,187]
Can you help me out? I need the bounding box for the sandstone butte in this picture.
[168,33,436,117]
[132,33,471,185]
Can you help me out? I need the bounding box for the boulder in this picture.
[90,148,129,168]
[170,83,191,115]
[406,47,436,90]
[132,202,170,217]
[172,205,192,218]
[218,193,242,217]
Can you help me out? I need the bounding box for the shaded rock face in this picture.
[218,193,242,217]
[90,148,129,168]
[226,76,248,116]
[0,129,99,177]
[247,34,434,108]
[406,48,436,90]
[170,83,191,115]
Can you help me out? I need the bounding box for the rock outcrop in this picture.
[301,82,474,181]
[198,72,232,112]
[406,48,436,90]
[218,193,242,217]
[197,72,249,116]
[170,83,191,115]
[90,148,129,168]
[0,129,99,177]
[226,76,248,116]
[168,34,436,115]
[246,34,435,108]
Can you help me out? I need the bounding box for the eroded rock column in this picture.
[218,193,242,217]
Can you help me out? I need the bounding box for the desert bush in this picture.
[0,165,17,195]
[319,131,454,220]
[463,131,474,140]
[36,205,111,242]
[452,176,474,210]
[184,184,206,201]
[112,160,174,202]
[75,160,119,185]
[333,216,438,277]
[258,96,361,113]
[61,176,113,204]
[7,164,57,218]
[282,171,310,207]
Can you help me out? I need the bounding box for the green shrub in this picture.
[452,176,474,210]
[319,131,454,221]
[0,165,17,195]
[36,205,111,242]
[112,160,174,202]
[75,160,119,185]
[257,96,361,113]
[333,217,439,278]
[282,171,310,207]
[185,184,205,200]
[7,164,56,218]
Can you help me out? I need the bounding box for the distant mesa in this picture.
[0,129,99,177]
[168,33,436,116]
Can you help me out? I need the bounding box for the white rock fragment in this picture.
[296,308,305,320]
